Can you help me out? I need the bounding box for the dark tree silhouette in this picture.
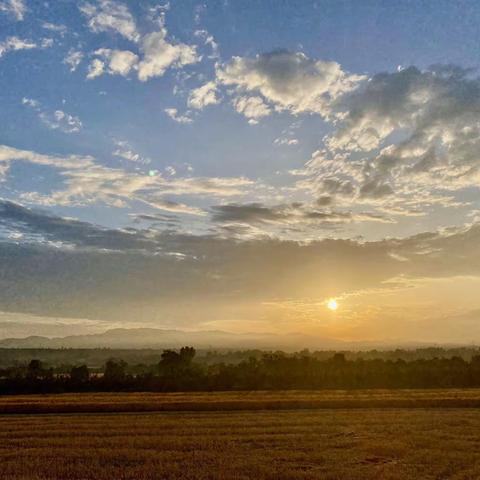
[104,359,127,384]
[27,359,43,379]
[70,365,89,384]
[3,347,480,394]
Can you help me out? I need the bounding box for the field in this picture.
[2,391,480,479]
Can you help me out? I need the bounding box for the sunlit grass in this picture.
[2,389,480,414]
[2,405,480,479]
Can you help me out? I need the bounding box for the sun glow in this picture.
[327,299,339,311]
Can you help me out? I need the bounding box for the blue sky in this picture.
[1,0,480,238]
[2,0,480,341]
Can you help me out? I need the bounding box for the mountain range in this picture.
[0,327,353,350]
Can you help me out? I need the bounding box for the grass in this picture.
[2,391,480,479]
[2,389,480,413]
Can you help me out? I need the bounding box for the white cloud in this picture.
[44,111,83,134]
[0,144,253,213]
[0,144,94,173]
[188,81,218,109]
[232,96,271,123]
[22,98,82,134]
[137,29,199,81]
[41,38,54,49]
[94,48,138,76]
[141,198,205,216]
[194,29,219,59]
[83,18,199,82]
[86,58,105,79]
[113,140,150,164]
[21,97,39,108]
[63,49,84,72]
[217,50,365,118]
[274,137,299,146]
[0,36,36,58]
[0,0,26,21]
[303,66,480,217]
[164,108,193,124]
[79,0,139,42]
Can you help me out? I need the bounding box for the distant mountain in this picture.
[0,327,350,350]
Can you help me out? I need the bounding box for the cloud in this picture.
[0,144,93,171]
[211,202,391,231]
[297,65,480,219]
[92,48,139,77]
[274,137,298,146]
[0,205,479,331]
[84,22,199,82]
[40,110,82,134]
[0,200,158,251]
[216,50,365,119]
[188,81,219,109]
[63,49,84,72]
[0,144,253,214]
[0,36,36,58]
[141,198,205,216]
[164,108,193,124]
[0,0,26,21]
[113,140,150,164]
[232,96,271,124]
[22,98,82,134]
[137,29,199,81]
[194,29,219,59]
[79,0,139,42]
[86,58,105,79]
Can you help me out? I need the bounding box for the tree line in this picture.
[3,346,480,370]
[3,347,480,394]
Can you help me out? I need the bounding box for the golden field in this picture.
[3,389,480,413]
[2,391,480,479]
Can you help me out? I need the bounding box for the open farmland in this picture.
[2,389,480,413]
[2,391,480,479]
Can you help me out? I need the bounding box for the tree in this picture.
[180,347,196,365]
[27,359,43,379]
[104,359,127,384]
[70,365,89,384]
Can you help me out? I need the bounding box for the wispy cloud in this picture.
[63,49,84,72]
[112,140,150,164]
[164,108,193,124]
[22,98,83,134]
[0,36,36,58]
[0,144,253,214]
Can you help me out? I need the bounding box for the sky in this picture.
[1,0,480,345]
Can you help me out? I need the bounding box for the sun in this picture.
[327,298,339,311]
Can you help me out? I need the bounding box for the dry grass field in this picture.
[2,389,480,414]
[2,391,480,479]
